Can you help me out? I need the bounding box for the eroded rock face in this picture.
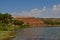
[13,17,45,27]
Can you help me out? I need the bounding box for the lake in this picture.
[13,27,60,40]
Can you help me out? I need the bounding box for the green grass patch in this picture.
[0,31,16,40]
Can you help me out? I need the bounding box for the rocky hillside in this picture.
[13,16,46,27]
[13,16,60,27]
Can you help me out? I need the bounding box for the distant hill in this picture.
[13,16,46,27]
[13,16,60,27]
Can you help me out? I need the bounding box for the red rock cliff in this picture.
[13,16,45,27]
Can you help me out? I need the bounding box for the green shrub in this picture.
[13,20,24,25]
[20,24,30,29]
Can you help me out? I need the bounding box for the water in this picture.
[13,27,60,40]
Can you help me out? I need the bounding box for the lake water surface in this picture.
[13,27,60,40]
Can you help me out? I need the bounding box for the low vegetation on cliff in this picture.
[43,18,60,25]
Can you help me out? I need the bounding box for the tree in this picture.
[2,13,13,24]
[3,13,12,19]
[0,13,3,22]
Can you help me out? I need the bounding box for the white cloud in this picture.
[12,4,60,18]
[43,6,46,11]
[53,4,60,11]
[53,5,56,11]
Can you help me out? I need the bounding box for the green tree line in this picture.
[43,19,60,25]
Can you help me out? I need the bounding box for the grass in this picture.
[0,23,18,40]
[20,24,30,29]
[0,23,20,31]
[0,31,16,40]
[0,23,30,40]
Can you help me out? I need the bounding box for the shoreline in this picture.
[29,25,60,28]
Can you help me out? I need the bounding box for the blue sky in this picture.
[0,0,60,18]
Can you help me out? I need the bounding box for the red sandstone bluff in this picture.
[13,16,46,27]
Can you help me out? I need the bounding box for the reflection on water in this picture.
[13,27,60,40]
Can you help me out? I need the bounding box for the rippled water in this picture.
[13,27,60,40]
